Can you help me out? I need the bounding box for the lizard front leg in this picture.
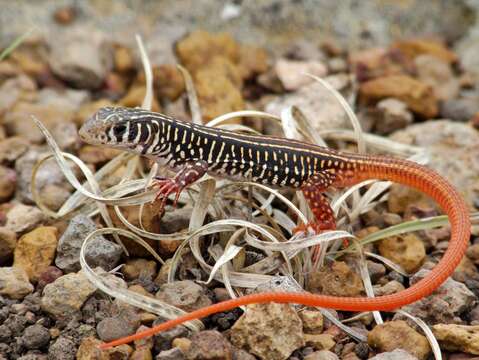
[152,160,208,213]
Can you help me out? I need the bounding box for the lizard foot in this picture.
[151,177,183,214]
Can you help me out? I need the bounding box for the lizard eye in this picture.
[113,124,127,137]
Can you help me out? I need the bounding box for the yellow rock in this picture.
[299,309,324,334]
[308,261,364,297]
[432,324,479,355]
[304,334,335,351]
[378,233,425,273]
[13,226,58,282]
[368,320,431,360]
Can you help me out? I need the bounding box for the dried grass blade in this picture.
[177,65,202,124]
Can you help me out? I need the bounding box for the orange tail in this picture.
[99,156,470,350]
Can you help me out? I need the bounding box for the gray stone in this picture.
[155,280,212,312]
[369,349,418,360]
[304,350,340,360]
[440,98,479,122]
[55,214,122,273]
[48,28,113,89]
[47,337,76,360]
[155,348,185,360]
[21,325,50,350]
[0,267,33,300]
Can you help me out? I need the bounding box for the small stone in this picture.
[432,324,479,354]
[308,261,364,297]
[104,344,133,360]
[37,266,63,289]
[78,145,122,165]
[368,349,418,360]
[299,309,324,334]
[0,227,16,264]
[368,320,430,360]
[440,98,479,122]
[48,28,112,89]
[40,184,71,212]
[97,312,141,342]
[360,75,437,118]
[155,280,212,312]
[130,347,153,360]
[153,64,185,101]
[415,55,459,101]
[230,303,304,360]
[392,38,457,64]
[0,267,33,299]
[274,59,327,91]
[74,99,115,127]
[55,214,122,273]
[184,330,233,360]
[13,226,58,282]
[154,259,173,287]
[378,233,425,273]
[467,244,479,265]
[0,137,29,163]
[114,45,135,74]
[156,348,185,360]
[374,98,413,135]
[41,270,97,319]
[265,80,350,132]
[373,280,405,296]
[304,334,336,351]
[53,5,77,25]
[328,57,347,73]
[176,30,240,74]
[76,336,103,360]
[159,206,192,234]
[122,258,157,281]
[5,203,45,234]
[22,324,50,349]
[0,166,16,202]
[50,121,79,151]
[238,44,269,79]
[119,82,161,112]
[453,256,478,283]
[48,336,76,360]
[304,350,339,360]
[366,261,386,282]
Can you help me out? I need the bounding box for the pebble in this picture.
[37,266,63,290]
[159,206,193,234]
[21,324,50,350]
[432,324,479,355]
[230,303,304,360]
[50,121,79,151]
[41,270,97,319]
[47,336,76,360]
[76,336,103,360]
[153,64,185,101]
[156,348,185,360]
[78,145,122,165]
[55,214,122,273]
[415,54,459,101]
[122,258,157,281]
[392,38,457,64]
[0,227,16,264]
[440,98,479,122]
[368,320,430,360]
[366,260,386,282]
[96,312,141,342]
[360,75,437,118]
[0,165,16,202]
[397,269,476,324]
[374,98,413,135]
[48,28,113,89]
[378,233,425,273]
[299,309,324,334]
[183,330,233,360]
[308,261,364,296]
[274,59,327,91]
[155,280,212,312]
[467,244,479,265]
[0,267,33,299]
[304,350,339,360]
[368,349,419,360]
[0,137,29,164]
[265,80,350,132]
[373,280,405,296]
[304,334,336,351]
[13,226,58,282]
[4,203,45,234]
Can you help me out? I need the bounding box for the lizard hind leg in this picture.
[293,171,338,261]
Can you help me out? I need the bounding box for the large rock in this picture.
[13,226,58,282]
[41,270,97,319]
[378,233,425,273]
[390,120,479,209]
[230,303,304,360]
[396,269,476,324]
[55,214,122,273]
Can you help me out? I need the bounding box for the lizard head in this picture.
[79,106,138,148]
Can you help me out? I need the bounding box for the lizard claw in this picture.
[151,177,183,213]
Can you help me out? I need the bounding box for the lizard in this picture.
[78,106,471,349]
